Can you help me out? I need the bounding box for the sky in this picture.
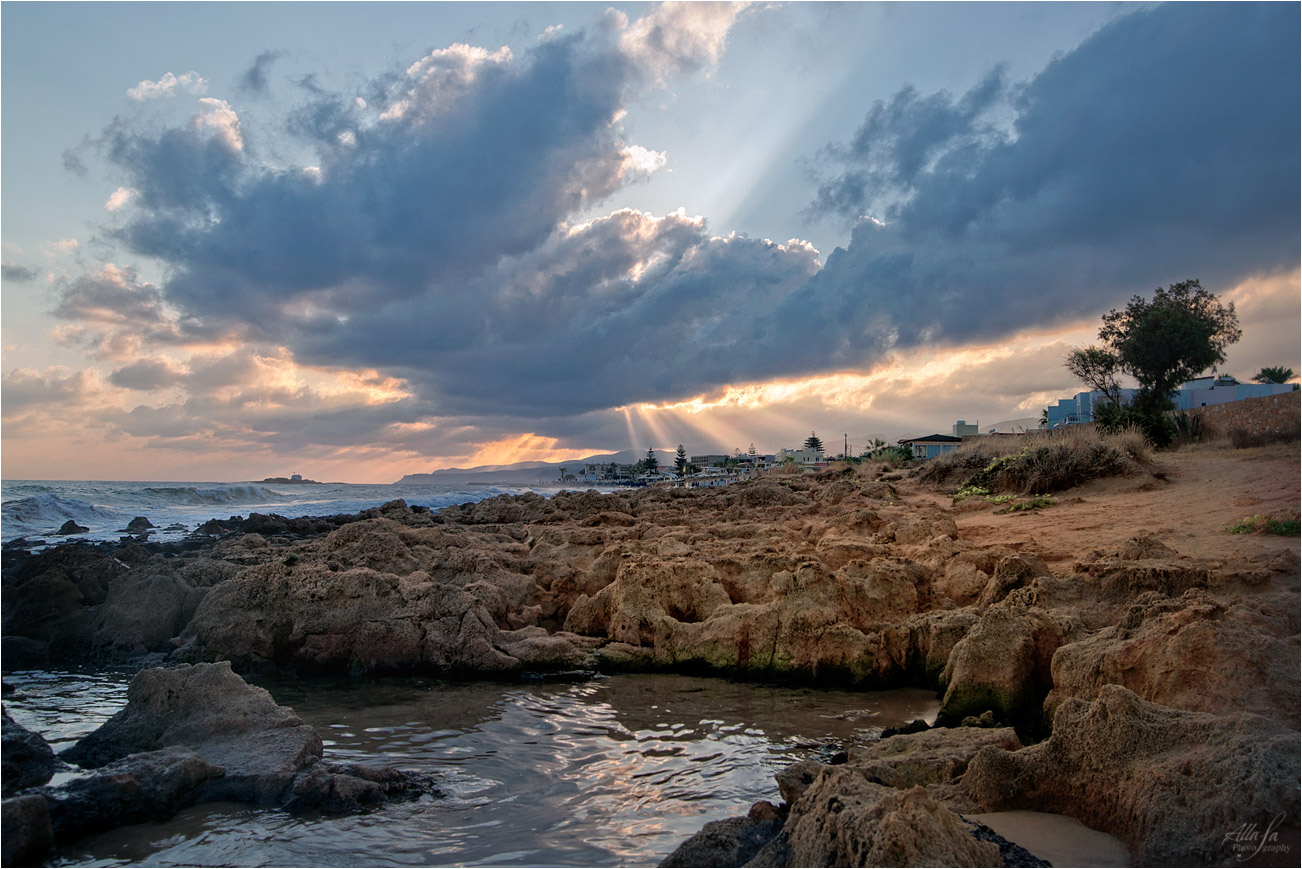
[2,1,1298,483]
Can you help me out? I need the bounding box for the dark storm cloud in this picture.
[293,210,820,415]
[94,32,634,328]
[55,2,1300,448]
[807,66,1008,222]
[786,1,1299,364]
[239,50,284,95]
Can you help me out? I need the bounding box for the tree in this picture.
[1064,345,1123,405]
[674,444,688,477]
[803,431,825,453]
[1098,279,1240,399]
[1253,366,1294,384]
[1066,280,1241,445]
[643,449,659,474]
[558,466,567,481]
[1039,408,1049,428]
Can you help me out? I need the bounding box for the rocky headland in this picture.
[2,441,1298,866]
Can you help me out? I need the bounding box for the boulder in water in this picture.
[2,709,57,796]
[61,661,322,800]
[19,662,433,857]
[55,521,88,536]
[123,517,155,533]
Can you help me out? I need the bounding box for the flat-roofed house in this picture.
[898,434,963,459]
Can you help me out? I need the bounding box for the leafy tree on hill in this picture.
[674,444,688,477]
[803,432,825,453]
[1253,366,1295,384]
[1066,279,1241,446]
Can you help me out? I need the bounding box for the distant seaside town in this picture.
[572,372,1297,490]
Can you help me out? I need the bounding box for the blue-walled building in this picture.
[1045,375,1294,428]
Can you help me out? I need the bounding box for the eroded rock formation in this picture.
[2,464,1297,866]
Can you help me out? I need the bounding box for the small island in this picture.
[258,474,322,484]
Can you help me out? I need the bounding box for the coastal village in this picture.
[575,372,1298,489]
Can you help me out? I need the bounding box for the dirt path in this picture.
[900,442,1300,571]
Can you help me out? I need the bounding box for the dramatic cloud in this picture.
[295,209,821,415]
[37,2,1300,469]
[786,1,1299,368]
[126,70,207,101]
[807,67,1008,221]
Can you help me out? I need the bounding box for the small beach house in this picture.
[898,434,963,459]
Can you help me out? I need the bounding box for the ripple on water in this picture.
[12,671,940,867]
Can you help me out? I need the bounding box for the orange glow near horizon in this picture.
[6,270,1296,482]
[460,433,609,469]
[630,319,1101,417]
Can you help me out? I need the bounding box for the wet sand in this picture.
[968,810,1131,867]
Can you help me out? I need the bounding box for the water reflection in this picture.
[13,671,939,867]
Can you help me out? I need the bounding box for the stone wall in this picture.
[1183,389,1300,443]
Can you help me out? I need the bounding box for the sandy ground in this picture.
[968,811,1131,868]
[901,441,1301,571]
[907,441,1298,867]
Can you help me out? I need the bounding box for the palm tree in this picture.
[1253,366,1295,384]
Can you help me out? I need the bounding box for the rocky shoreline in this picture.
[3,460,1298,865]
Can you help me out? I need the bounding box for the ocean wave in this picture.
[138,485,284,507]
[1,494,119,534]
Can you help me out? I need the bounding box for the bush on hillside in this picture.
[913,427,1150,495]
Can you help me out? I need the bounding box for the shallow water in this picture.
[6,670,940,867]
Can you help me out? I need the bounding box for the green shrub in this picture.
[995,496,1057,514]
[913,427,1149,494]
[952,485,991,504]
[1226,514,1301,536]
[1094,396,1176,448]
[1172,410,1211,446]
[867,445,914,467]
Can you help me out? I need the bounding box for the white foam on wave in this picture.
[0,480,605,545]
[138,485,285,507]
[1,494,119,536]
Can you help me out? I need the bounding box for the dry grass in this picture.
[913,426,1152,495]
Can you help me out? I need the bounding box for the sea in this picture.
[0,479,579,546]
[3,670,941,866]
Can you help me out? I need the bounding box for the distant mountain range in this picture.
[395,450,676,485]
